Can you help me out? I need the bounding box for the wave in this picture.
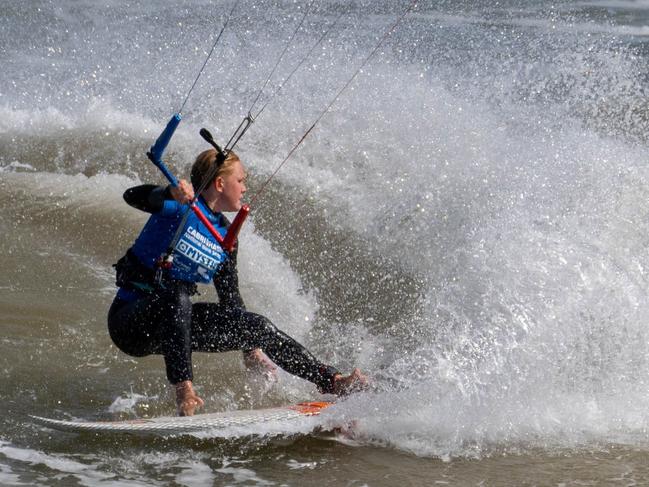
[4,0,649,463]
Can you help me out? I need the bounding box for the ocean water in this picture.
[2,0,649,485]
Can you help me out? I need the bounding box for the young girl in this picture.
[108,148,367,416]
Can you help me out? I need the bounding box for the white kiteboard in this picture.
[31,401,333,435]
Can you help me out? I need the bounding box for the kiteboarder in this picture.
[108,148,367,415]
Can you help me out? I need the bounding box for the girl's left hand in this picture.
[170,179,195,204]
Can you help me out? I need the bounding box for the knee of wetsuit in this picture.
[107,325,151,358]
[244,312,278,338]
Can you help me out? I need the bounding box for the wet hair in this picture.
[190,149,240,192]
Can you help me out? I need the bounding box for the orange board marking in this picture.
[288,401,333,415]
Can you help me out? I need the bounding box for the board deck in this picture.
[31,401,333,434]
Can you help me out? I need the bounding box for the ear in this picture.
[214,176,225,192]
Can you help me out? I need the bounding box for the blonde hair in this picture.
[191,149,240,191]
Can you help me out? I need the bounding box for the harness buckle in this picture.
[155,254,173,286]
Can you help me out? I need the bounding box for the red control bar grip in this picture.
[222,204,250,252]
[190,203,225,245]
[190,203,250,252]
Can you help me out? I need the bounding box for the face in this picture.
[216,160,247,212]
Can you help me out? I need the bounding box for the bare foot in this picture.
[330,368,369,396]
[243,349,278,382]
[175,380,205,416]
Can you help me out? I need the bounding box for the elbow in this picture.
[123,187,136,206]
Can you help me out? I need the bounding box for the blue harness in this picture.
[130,197,229,284]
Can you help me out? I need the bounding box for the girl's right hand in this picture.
[170,179,195,205]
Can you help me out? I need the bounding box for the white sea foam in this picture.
[0,441,118,485]
[107,391,158,414]
[237,221,318,343]
[0,161,35,172]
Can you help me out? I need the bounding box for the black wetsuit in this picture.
[107,185,339,392]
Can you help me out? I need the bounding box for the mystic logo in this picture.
[176,241,219,270]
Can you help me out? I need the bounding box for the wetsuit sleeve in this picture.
[213,247,246,309]
[123,184,172,213]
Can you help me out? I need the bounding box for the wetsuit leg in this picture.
[191,303,339,391]
[158,290,193,384]
[107,291,194,384]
